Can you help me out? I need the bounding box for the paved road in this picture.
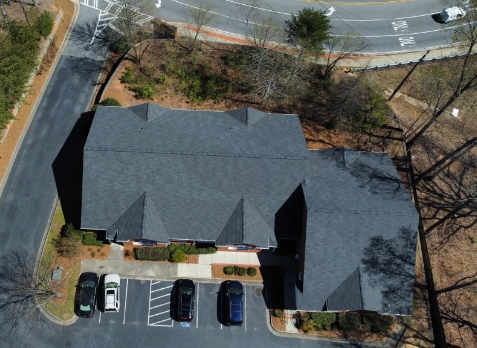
[82,0,465,53]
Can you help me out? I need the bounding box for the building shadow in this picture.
[52,111,95,228]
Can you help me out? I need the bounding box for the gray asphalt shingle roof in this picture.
[297,148,419,314]
[81,104,309,247]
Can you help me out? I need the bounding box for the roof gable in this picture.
[226,107,268,126]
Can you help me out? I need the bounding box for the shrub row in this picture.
[223,266,257,277]
[299,312,394,334]
[167,243,217,255]
[83,233,104,247]
[134,247,170,261]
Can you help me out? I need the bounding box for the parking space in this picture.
[148,280,174,327]
[94,278,268,335]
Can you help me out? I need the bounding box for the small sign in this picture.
[452,108,459,117]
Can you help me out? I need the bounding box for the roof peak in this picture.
[226,107,268,126]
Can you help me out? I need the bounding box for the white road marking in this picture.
[151,285,173,293]
[151,293,170,300]
[149,310,171,317]
[392,20,409,32]
[123,279,128,324]
[224,0,290,15]
[399,36,417,47]
[325,7,335,17]
[150,302,170,309]
[98,310,101,323]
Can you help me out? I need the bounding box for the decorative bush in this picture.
[247,267,257,276]
[301,319,315,333]
[134,247,169,261]
[236,267,247,276]
[300,312,310,322]
[224,266,234,275]
[54,223,83,258]
[83,233,104,247]
[311,312,336,331]
[124,249,132,257]
[273,309,283,318]
[101,98,121,107]
[171,249,187,263]
[362,314,394,333]
[337,312,361,331]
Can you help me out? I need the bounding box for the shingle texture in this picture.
[81,104,309,247]
[297,147,419,315]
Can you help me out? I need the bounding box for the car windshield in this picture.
[105,282,118,288]
[181,288,193,296]
[229,289,243,296]
[83,281,96,289]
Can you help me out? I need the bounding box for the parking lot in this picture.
[95,279,268,333]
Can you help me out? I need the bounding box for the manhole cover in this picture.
[65,341,71,347]
[254,288,263,297]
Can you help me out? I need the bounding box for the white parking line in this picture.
[150,318,173,325]
[151,293,170,300]
[123,279,128,324]
[151,285,173,293]
[196,282,199,329]
[149,310,170,318]
[151,281,161,286]
[150,302,169,309]
[244,286,247,331]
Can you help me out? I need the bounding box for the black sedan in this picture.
[175,279,195,321]
[74,272,99,318]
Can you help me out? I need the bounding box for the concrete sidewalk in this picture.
[81,245,293,283]
[170,22,468,69]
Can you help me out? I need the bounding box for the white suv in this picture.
[440,7,466,22]
[103,274,120,312]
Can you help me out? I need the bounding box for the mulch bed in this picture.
[211,263,263,281]
[122,243,199,264]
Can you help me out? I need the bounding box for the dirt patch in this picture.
[270,314,286,332]
[211,264,263,281]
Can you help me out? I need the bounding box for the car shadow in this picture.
[216,282,226,326]
[170,279,180,321]
[97,274,106,312]
[432,14,445,23]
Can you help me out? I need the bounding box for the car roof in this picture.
[104,273,120,284]
[444,6,466,16]
[179,279,195,289]
[80,272,98,283]
[226,280,243,291]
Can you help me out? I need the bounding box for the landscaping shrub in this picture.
[54,223,83,258]
[362,314,394,333]
[236,266,247,276]
[134,247,169,261]
[124,249,132,257]
[101,98,121,106]
[273,309,283,318]
[224,266,234,275]
[300,311,310,322]
[311,312,336,331]
[301,319,315,333]
[247,267,257,277]
[171,249,187,263]
[337,312,361,331]
[120,66,136,84]
[82,233,104,247]
[168,244,217,255]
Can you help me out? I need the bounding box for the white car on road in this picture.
[440,6,466,22]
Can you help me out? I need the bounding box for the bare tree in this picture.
[321,32,368,79]
[0,250,68,336]
[406,3,477,149]
[183,0,218,52]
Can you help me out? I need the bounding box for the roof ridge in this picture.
[84,146,308,161]
[308,208,416,216]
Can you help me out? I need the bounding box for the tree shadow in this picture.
[361,227,418,315]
